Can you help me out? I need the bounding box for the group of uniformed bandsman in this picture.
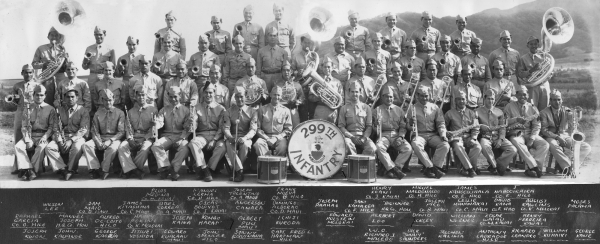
[10,4,591,182]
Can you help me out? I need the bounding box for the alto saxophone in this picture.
[568,106,585,178]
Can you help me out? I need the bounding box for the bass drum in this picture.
[288,119,346,180]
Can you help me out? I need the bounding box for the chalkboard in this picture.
[1,185,599,243]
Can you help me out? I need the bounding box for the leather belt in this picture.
[32,129,47,133]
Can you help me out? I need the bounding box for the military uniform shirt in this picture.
[56,77,91,111]
[55,104,89,141]
[477,106,507,140]
[373,104,407,135]
[483,78,515,104]
[380,79,411,107]
[224,51,252,79]
[154,27,186,58]
[233,21,265,49]
[461,53,491,81]
[398,55,426,82]
[489,47,520,78]
[116,52,143,80]
[156,104,190,137]
[408,102,446,134]
[163,77,199,107]
[420,77,447,102]
[291,50,318,73]
[338,102,372,137]
[127,104,158,139]
[363,49,391,76]
[257,45,288,74]
[345,76,375,104]
[193,101,227,140]
[93,107,125,140]
[22,102,55,143]
[503,101,540,136]
[410,26,441,52]
[340,25,373,52]
[432,51,462,79]
[223,104,257,140]
[12,81,40,110]
[188,51,220,77]
[83,43,115,73]
[153,51,183,78]
[444,108,479,138]
[451,82,482,108]
[323,52,355,82]
[517,52,546,84]
[205,29,232,55]
[92,78,126,107]
[265,20,295,48]
[450,29,477,54]
[540,106,574,138]
[378,26,407,53]
[257,103,292,139]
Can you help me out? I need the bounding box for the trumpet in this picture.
[235,25,243,34]
[453,38,461,49]
[85,52,93,59]
[439,58,446,65]
[383,39,392,46]
[191,66,200,75]
[370,74,386,109]
[154,33,161,38]
[120,59,127,66]
[4,94,19,105]
[406,63,413,71]
[421,36,427,42]
[344,30,352,38]
[154,61,162,69]
[367,58,376,66]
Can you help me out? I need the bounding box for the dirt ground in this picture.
[0,112,14,155]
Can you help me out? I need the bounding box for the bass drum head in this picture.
[288,119,346,180]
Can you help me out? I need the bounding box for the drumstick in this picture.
[233,119,240,180]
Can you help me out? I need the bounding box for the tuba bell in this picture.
[526,7,574,88]
[56,0,86,26]
[307,7,338,41]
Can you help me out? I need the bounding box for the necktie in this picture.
[69,108,74,117]
[520,105,526,117]
[96,45,101,60]
[129,54,135,74]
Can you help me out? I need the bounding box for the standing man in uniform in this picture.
[253,87,293,157]
[233,5,265,60]
[489,30,520,90]
[503,86,548,178]
[82,26,115,92]
[223,87,258,182]
[14,85,55,180]
[378,12,407,54]
[373,87,412,179]
[461,38,490,90]
[153,33,184,88]
[310,57,344,123]
[128,55,164,108]
[291,35,319,121]
[151,86,192,181]
[46,89,89,181]
[477,89,518,176]
[56,62,91,111]
[444,91,481,177]
[206,16,232,66]
[323,36,355,87]
[163,61,198,108]
[410,11,441,62]
[407,86,448,178]
[451,64,482,110]
[341,10,372,59]
[224,35,253,95]
[363,33,391,79]
[275,61,304,127]
[188,34,220,90]
[265,3,295,60]
[117,86,157,179]
[398,40,426,82]
[484,60,516,109]
[91,62,127,111]
[257,27,288,92]
[518,36,550,111]
[154,10,186,59]
[338,82,377,156]
[189,84,228,182]
[115,36,144,108]
[432,35,461,83]
[83,89,125,180]
[345,57,375,105]
[32,27,69,106]
[450,15,477,58]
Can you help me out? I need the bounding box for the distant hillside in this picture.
[310,0,598,60]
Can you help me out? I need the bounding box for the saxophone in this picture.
[568,106,584,178]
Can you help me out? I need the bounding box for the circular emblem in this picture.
[288,120,346,180]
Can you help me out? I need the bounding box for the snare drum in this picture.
[347,155,377,183]
[257,156,287,184]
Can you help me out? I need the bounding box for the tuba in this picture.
[302,61,343,109]
[568,106,585,178]
[307,7,338,41]
[525,7,574,87]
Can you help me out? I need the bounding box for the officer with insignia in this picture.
[518,35,551,111]
[153,32,184,86]
[503,86,548,178]
[265,3,295,59]
[444,90,481,177]
[410,11,441,61]
[253,87,293,157]
[420,59,448,105]
[46,89,89,180]
[224,35,253,95]
[406,85,448,178]
[450,15,477,58]
[450,64,482,110]
[32,27,69,106]
[477,89,518,176]
[484,60,516,109]
[206,15,232,66]
[56,62,91,111]
[432,35,462,83]
[363,32,391,79]
[460,38,491,90]
[275,61,304,127]
[378,12,407,54]
[257,26,288,92]
[128,55,164,108]
[540,89,591,174]
[91,62,126,111]
[163,60,198,107]
[374,87,412,179]
[345,57,375,105]
[82,26,116,89]
[341,10,372,59]
[235,58,269,106]
[233,5,265,60]
[398,40,426,82]
[154,10,187,59]
[189,84,228,182]
[188,33,220,89]
[323,36,355,85]
[489,30,521,89]
[14,85,55,180]
[200,64,230,108]
[117,85,157,179]
[116,36,144,107]
[151,86,192,181]
[310,57,344,123]
[223,87,258,182]
[338,81,377,156]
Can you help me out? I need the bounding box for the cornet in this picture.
[235,25,243,33]
[154,61,162,69]
[383,39,392,46]
[367,58,376,66]
[85,52,93,59]
[439,58,446,65]
[344,30,352,39]
[154,33,161,38]
[4,94,19,105]
[453,38,461,47]
[120,59,127,66]
[191,66,200,74]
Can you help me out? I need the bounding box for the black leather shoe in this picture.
[524,169,536,177]
[392,167,406,180]
[497,166,506,176]
[533,167,542,178]
[467,169,476,178]
[432,167,445,179]
[171,173,180,181]
[102,172,109,180]
[137,169,145,180]
[233,170,244,182]
[474,168,481,175]
[187,168,196,174]
[11,169,19,175]
[488,165,498,175]
[18,170,27,180]
[159,170,170,179]
[203,168,213,182]
[28,170,37,181]
[402,166,412,173]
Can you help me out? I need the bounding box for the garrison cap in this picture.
[499,30,511,38]
[233,35,245,43]
[422,11,433,18]
[22,64,34,71]
[550,89,562,99]
[33,85,46,94]
[348,10,359,18]
[94,26,105,35]
[484,89,496,98]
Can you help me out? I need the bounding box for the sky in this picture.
[0,0,535,79]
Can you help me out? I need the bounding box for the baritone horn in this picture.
[525,7,574,88]
[301,61,343,110]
